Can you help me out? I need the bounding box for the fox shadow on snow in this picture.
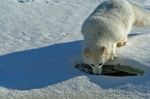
[0,40,84,90]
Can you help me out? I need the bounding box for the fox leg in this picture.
[117,41,124,47]
[117,40,128,47]
[113,43,117,58]
[117,34,128,47]
[110,43,117,60]
[123,40,128,46]
[122,36,128,46]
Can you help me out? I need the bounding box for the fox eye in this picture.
[99,63,103,66]
[91,64,95,67]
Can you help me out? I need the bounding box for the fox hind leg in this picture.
[122,35,128,46]
[117,35,128,47]
[117,41,124,47]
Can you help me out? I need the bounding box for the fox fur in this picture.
[81,0,150,74]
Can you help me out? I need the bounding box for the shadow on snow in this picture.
[0,40,83,90]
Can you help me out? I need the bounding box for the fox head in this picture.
[82,46,111,74]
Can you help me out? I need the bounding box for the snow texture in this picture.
[0,0,150,99]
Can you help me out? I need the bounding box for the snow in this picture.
[0,0,150,98]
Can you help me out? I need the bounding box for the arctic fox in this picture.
[81,0,150,74]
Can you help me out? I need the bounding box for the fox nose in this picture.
[92,65,102,74]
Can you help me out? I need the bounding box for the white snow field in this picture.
[0,0,150,98]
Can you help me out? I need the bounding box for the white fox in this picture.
[81,0,150,74]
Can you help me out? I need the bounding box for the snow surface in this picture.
[0,0,150,98]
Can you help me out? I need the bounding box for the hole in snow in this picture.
[75,63,144,77]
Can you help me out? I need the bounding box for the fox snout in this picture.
[82,46,111,74]
[90,63,103,74]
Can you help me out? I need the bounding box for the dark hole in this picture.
[75,63,142,77]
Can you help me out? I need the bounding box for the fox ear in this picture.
[84,48,91,57]
[100,46,108,55]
